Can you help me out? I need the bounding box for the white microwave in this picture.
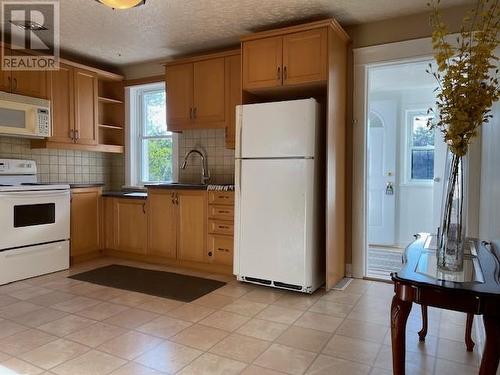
[0,92,51,138]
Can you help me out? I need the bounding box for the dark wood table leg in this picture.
[479,315,500,375]
[465,313,475,352]
[391,295,412,375]
[418,305,428,342]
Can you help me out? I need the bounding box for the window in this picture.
[406,110,434,183]
[126,82,177,187]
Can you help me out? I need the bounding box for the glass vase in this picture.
[437,151,466,272]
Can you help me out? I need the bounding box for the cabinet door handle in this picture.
[69,129,75,141]
[74,129,80,142]
[142,202,147,214]
[13,78,17,91]
[171,192,175,204]
[189,107,193,119]
[283,66,287,80]
[175,192,179,205]
[193,107,197,119]
[277,66,281,80]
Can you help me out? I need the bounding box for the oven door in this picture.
[0,190,70,250]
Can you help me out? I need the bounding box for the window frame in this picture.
[125,82,178,188]
[404,109,435,186]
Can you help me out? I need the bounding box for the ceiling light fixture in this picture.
[96,0,146,10]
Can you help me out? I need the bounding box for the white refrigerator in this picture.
[234,99,324,293]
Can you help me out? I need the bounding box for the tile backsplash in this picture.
[177,129,235,184]
[0,137,124,190]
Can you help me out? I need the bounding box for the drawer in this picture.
[208,191,234,205]
[208,234,233,266]
[208,220,234,236]
[208,205,234,220]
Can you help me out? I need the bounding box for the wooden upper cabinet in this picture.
[177,191,206,263]
[114,198,147,255]
[0,47,12,92]
[74,68,98,145]
[282,28,327,85]
[166,63,193,131]
[242,36,283,90]
[11,69,49,99]
[0,48,48,98]
[193,57,225,124]
[147,190,177,259]
[50,64,74,144]
[225,54,241,149]
[70,187,101,259]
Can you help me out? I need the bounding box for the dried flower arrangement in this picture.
[427,0,499,157]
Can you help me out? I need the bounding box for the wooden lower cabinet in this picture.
[207,191,235,266]
[103,190,232,273]
[114,198,147,255]
[177,191,207,262]
[147,190,177,259]
[208,234,233,266]
[70,187,101,261]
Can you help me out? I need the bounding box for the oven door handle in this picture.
[0,190,70,199]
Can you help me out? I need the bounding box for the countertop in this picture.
[145,183,209,190]
[70,183,105,189]
[102,191,148,199]
[102,183,235,199]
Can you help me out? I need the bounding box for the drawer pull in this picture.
[218,225,230,229]
[217,247,230,253]
[218,210,230,214]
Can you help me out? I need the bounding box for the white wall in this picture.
[479,101,500,241]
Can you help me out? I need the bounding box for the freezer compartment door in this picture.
[238,99,318,158]
[236,158,315,286]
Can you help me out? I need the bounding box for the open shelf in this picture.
[99,124,124,130]
[98,96,123,104]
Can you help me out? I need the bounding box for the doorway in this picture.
[365,60,446,279]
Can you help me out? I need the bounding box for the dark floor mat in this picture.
[69,264,226,302]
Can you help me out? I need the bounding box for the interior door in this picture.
[242,36,283,90]
[193,57,225,125]
[432,130,448,231]
[165,63,193,131]
[50,64,75,143]
[367,101,397,246]
[147,190,177,259]
[237,159,310,286]
[282,28,327,86]
[74,68,98,145]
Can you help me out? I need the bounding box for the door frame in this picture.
[351,35,481,279]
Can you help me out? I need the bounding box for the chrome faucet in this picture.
[181,149,210,185]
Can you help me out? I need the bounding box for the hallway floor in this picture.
[0,257,482,375]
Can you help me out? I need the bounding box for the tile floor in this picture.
[0,257,484,375]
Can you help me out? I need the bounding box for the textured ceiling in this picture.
[52,0,472,67]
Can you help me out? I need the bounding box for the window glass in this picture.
[139,87,173,184]
[407,112,435,182]
[143,90,168,137]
